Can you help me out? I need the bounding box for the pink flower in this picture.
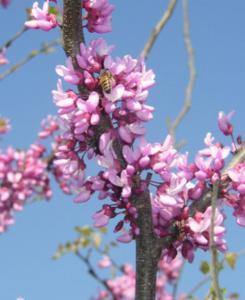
[0,48,9,65]
[38,115,59,139]
[227,163,245,195]
[187,207,227,252]
[83,0,114,34]
[218,111,234,136]
[93,209,110,228]
[24,0,58,31]
[0,116,11,134]
[98,255,111,268]
[56,58,81,84]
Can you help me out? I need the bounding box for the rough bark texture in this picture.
[63,0,84,61]
[132,187,162,300]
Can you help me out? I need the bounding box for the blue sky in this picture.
[0,0,244,299]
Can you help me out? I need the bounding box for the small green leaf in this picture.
[49,7,58,15]
[200,261,210,274]
[75,225,93,237]
[225,252,237,269]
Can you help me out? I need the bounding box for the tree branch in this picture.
[63,0,84,62]
[75,251,116,300]
[183,249,245,299]
[168,0,196,144]
[141,0,177,60]
[131,185,163,300]
[0,26,28,51]
[0,39,60,81]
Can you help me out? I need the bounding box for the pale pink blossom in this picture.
[83,0,114,33]
[24,0,58,31]
[98,255,111,268]
[218,111,234,136]
[0,48,9,65]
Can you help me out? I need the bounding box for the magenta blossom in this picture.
[24,0,58,31]
[218,111,234,136]
[83,0,114,33]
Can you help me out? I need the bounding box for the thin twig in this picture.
[183,249,245,299]
[209,180,223,300]
[0,39,61,81]
[168,0,196,144]
[141,0,177,60]
[75,251,116,300]
[0,26,28,51]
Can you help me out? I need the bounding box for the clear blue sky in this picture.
[0,1,244,299]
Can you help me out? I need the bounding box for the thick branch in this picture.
[132,187,163,300]
[141,0,177,60]
[168,0,196,143]
[63,0,84,61]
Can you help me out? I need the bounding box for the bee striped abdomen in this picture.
[99,70,113,93]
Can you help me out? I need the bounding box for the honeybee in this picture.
[99,69,113,93]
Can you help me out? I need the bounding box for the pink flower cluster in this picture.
[25,0,58,31]
[51,32,245,262]
[92,256,184,300]
[0,144,52,232]
[83,0,114,33]
[25,0,114,33]
[52,38,155,240]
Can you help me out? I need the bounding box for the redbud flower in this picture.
[0,48,9,65]
[24,0,58,31]
[98,255,111,268]
[218,111,234,136]
[83,0,114,34]
[0,116,11,134]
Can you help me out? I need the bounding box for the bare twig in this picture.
[209,180,223,300]
[0,26,28,51]
[141,0,177,60]
[168,0,196,144]
[75,251,116,300]
[0,39,61,81]
[183,249,245,299]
